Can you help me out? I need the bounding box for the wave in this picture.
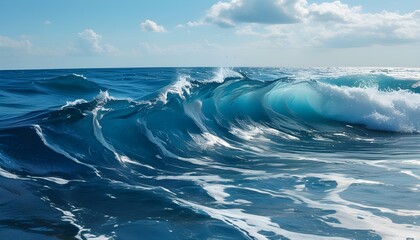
[9,68,419,136]
[265,81,420,133]
[312,83,420,132]
[1,67,420,239]
[2,68,419,176]
[35,73,101,93]
[164,68,420,133]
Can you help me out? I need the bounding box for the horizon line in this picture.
[2,65,420,71]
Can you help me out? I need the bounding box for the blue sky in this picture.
[0,0,419,69]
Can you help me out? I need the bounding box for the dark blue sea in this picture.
[0,67,419,240]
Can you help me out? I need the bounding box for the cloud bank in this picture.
[192,0,420,47]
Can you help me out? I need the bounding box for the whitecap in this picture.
[158,75,193,104]
[204,67,243,83]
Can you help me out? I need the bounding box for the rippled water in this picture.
[0,67,419,239]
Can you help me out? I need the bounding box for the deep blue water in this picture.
[0,67,419,240]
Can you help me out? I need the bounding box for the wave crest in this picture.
[36,73,100,93]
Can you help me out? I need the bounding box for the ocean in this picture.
[0,67,419,239]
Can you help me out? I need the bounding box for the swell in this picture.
[1,68,420,177]
[35,73,101,93]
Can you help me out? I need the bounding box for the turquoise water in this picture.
[0,67,419,239]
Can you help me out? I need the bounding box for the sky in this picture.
[0,0,419,69]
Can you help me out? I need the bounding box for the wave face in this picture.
[0,67,419,239]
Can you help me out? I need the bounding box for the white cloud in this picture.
[44,20,52,25]
[76,29,118,54]
[308,1,360,23]
[140,19,166,32]
[191,0,308,28]
[201,0,420,48]
[304,3,420,47]
[0,36,32,50]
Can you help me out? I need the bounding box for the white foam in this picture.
[36,176,69,185]
[183,100,206,131]
[138,119,215,166]
[60,99,88,110]
[204,67,243,83]
[0,156,72,184]
[203,183,274,206]
[234,199,252,204]
[298,67,420,81]
[92,107,125,165]
[282,173,420,239]
[205,163,267,176]
[0,167,21,180]
[402,160,420,166]
[120,155,155,170]
[259,125,300,140]
[189,132,234,149]
[137,120,182,159]
[353,137,375,142]
[33,125,102,177]
[159,75,193,104]
[95,90,115,103]
[285,188,420,239]
[46,200,112,240]
[410,184,420,192]
[156,173,230,183]
[412,81,420,88]
[174,197,346,240]
[71,73,87,80]
[184,100,238,150]
[230,124,267,141]
[202,184,231,204]
[366,160,420,184]
[315,83,420,133]
[230,121,299,142]
[333,132,348,137]
[400,170,420,180]
[371,68,420,81]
